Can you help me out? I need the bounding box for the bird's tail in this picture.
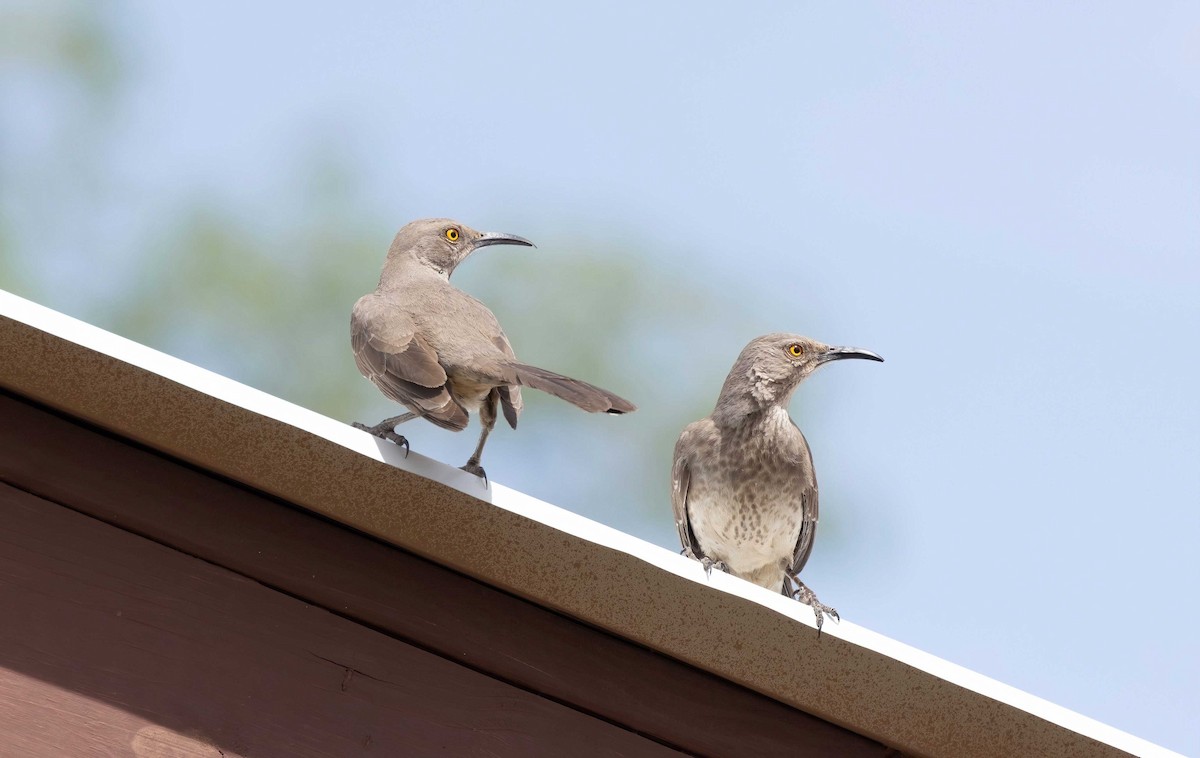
[509,363,636,414]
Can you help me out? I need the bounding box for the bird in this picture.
[351,218,636,481]
[671,333,882,631]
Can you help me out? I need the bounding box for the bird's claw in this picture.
[700,556,729,577]
[353,422,410,457]
[460,460,489,488]
[787,577,839,636]
[385,432,411,457]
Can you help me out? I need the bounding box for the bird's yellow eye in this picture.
[787,343,804,358]
[445,228,460,242]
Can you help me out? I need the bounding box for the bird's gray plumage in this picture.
[352,218,636,480]
[671,333,882,630]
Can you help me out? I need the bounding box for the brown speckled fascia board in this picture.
[0,308,1138,758]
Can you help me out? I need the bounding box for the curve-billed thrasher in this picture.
[352,218,636,481]
[671,333,882,630]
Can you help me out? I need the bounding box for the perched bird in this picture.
[352,218,636,481]
[671,333,882,630]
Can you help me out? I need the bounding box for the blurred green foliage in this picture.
[0,2,753,542]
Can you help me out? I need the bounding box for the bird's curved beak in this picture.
[818,346,884,364]
[472,232,535,249]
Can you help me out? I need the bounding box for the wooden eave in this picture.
[0,290,1179,758]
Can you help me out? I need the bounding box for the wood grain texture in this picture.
[0,667,227,758]
[0,389,894,757]
[0,481,681,757]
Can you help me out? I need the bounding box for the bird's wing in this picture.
[498,385,522,429]
[492,333,523,429]
[351,295,469,430]
[671,425,703,559]
[788,464,820,578]
[788,487,819,576]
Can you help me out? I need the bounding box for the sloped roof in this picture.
[0,289,1179,758]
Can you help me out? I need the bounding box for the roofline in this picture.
[0,289,1180,758]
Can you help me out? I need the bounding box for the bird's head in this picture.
[716,333,883,415]
[384,218,534,279]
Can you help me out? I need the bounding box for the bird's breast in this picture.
[686,441,807,584]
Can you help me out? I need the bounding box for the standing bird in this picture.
[352,218,636,481]
[671,333,882,630]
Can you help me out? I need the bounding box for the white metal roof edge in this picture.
[0,289,1181,758]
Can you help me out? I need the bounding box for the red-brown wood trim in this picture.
[0,481,679,757]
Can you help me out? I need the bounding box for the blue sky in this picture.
[5,2,1198,752]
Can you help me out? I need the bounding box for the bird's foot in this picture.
[352,421,410,457]
[700,556,729,577]
[787,577,839,636]
[460,458,489,488]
